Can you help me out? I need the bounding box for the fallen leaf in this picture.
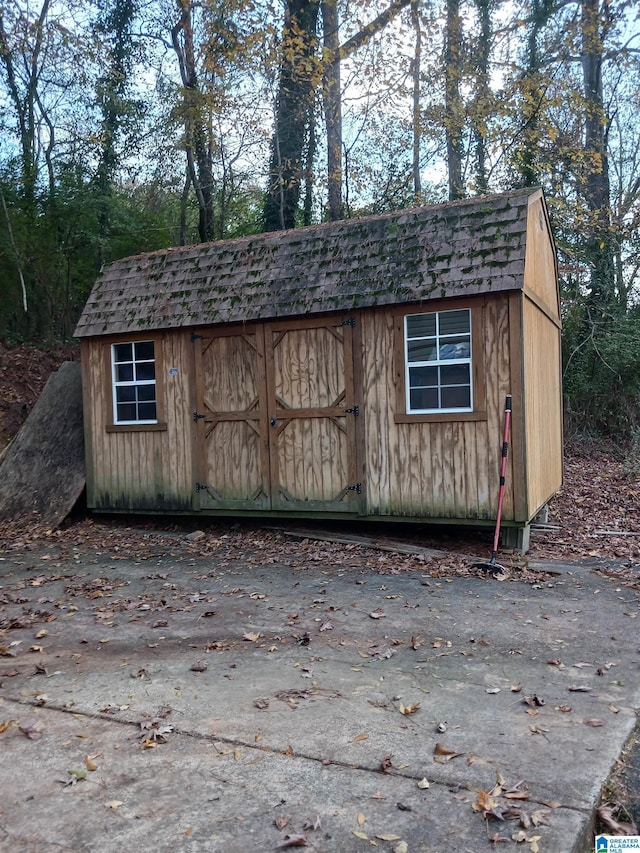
[486,687,501,694]
[584,718,605,727]
[411,635,422,650]
[510,683,523,693]
[399,702,420,716]
[530,809,550,826]
[302,815,321,831]
[596,803,639,836]
[190,660,208,672]
[274,815,290,830]
[417,778,430,789]
[523,695,545,707]
[0,720,15,733]
[62,768,88,787]
[85,754,98,771]
[434,742,463,762]
[275,834,308,848]
[352,830,368,840]
[35,629,48,639]
[472,789,499,814]
[357,812,365,826]
[369,609,386,619]
[243,631,261,642]
[608,704,620,714]
[568,685,592,692]
[19,721,44,740]
[392,842,408,853]
[380,754,394,772]
[376,833,402,842]
[352,733,369,743]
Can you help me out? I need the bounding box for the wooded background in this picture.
[1,0,638,435]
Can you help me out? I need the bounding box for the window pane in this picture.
[406,313,436,338]
[438,336,470,360]
[439,309,470,336]
[410,387,439,410]
[441,386,471,408]
[407,340,437,362]
[116,386,136,403]
[440,364,470,386]
[409,365,438,387]
[113,343,132,362]
[116,363,134,382]
[138,402,157,420]
[135,362,156,381]
[135,341,155,360]
[137,384,156,402]
[117,403,137,421]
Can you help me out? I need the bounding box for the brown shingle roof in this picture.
[74,188,541,338]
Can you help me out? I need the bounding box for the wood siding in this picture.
[523,194,560,322]
[359,295,518,521]
[81,335,195,511]
[522,296,563,516]
[81,293,561,524]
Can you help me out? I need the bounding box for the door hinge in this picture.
[336,318,356,327]
[195,482,209,492]
[193,411,205,422]
[344,405,359,416]
[346,483,362,495]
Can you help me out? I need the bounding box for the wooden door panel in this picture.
[272,326,346,409]
[196,328,269,510]
[267,318,359,513]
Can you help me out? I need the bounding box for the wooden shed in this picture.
[74,187,563,550]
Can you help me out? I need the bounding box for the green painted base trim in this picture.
[90,507,531,531]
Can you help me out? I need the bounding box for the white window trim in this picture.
[111,341,158,425]
[404,309,473,415]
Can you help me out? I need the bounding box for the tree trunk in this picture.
[411,0,422,199]
[263,0,320,232]
[581,0,614,306]
[171,0,216,243]
[264,0,412,231]
[444,0,464,200]
[322,0,343,221]
[471,0,491,194]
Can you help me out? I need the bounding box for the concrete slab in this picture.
[1,548,638,852]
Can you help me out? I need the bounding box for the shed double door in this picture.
[194,316,360,513]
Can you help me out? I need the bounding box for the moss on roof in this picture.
[75,188,542,338]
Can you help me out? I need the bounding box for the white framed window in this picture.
[404,308,473,413]
[111,341,157,424]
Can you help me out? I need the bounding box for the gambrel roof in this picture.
[75,187,549,338]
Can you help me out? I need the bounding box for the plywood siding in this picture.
[522,296,563,516]
[82,333,195,510]
[523,194,559,320]
[359,296,517,521]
